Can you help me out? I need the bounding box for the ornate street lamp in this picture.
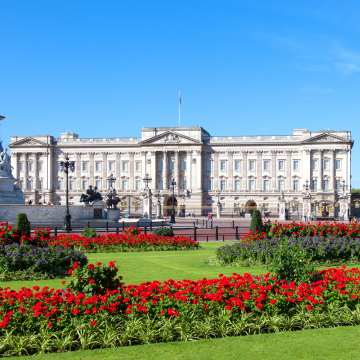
[43,190,46,204]
[303,179,310,193]
[156,190,161,205]
[107,174,116,189]
[341,179,348,194]
[60,155,75,233]
[143,173,152,189]
[170,178,176,223]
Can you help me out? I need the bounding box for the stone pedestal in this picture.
[105,208,121,221]
[0,172,25,204]
[340,195,350,221]
[302,195,312,222]
[156,202,161,217]
[216,203,221,218]
[141,188,152,217]
[279,199,286,221]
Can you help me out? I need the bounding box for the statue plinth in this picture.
[0,172,25,204]
[105,208,121,221]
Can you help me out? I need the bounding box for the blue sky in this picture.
[1,1,359,186]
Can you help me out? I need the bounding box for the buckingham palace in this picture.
[8,126,353,217]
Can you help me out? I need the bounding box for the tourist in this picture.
[29,200,32,205]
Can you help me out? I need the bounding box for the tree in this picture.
[249,209,264,233]
[351,189,360,194]
[15,213,31,237]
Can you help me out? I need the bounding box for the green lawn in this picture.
[3,242,360,359]
[7,326,360,360]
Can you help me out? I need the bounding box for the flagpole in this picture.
[179,91,181,127]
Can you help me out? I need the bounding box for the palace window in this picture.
[159,161,163,171]
[82,180,88,190]
[122,180,128,190]
[20,162,24,171]
[57,181,61,190]
[220,161,226,171]
[158,180,163,190]
[29,163,33,171]
[336,160,341,170]
[264,161,269,171]
[182,180,187,190]
[249,161,255,171]
[235,180,240,190]
[279,161,284,170]
[39,180,43,190]
[96,162,101,171]
[96,180,101,189]
[235,161,240,171]
[182,161,187,171]
[336,179,341,190]
[278,180,284,190]
[249,180,255,190]
[264,180,269,190]
[136,180,141,190]
[220,180,226,190]
[323,179,329,190]
[294,161,299,170]
[136,162,141,171]
[123,162,128,171]
[29,180,33,189]
[312,160,318,170]
[312,179,317,191]
[109,162,114,171]
[206,180,211,190]
[70,180,75,190]
[207,161,211,171]
[20,180,24,189]
[170,161,175,171]
[293,180,299,191]
[324,160,329,170]
[82,162,88,171]
[39,162,43,171]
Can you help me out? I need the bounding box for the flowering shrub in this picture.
[66,261,123,296]
[0,244,87,278]
[216,235,360,267]
[34,228,51,241]
[0,267,360,355]
[242,221,360,242]
[0,223,21,245]
[43,230,201,252]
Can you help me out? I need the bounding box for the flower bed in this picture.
[215,235,360,267]
[0,244,88,281]
[243,221,360,242]
[0,266,360,355]
[43,229,201,253]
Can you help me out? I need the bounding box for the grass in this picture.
[7,326,360,360]
[3,241,360,359]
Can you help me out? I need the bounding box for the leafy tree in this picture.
[15,213,30,238]
[351,189,360,194]
[249,209,264,233]
[153,226,174,237]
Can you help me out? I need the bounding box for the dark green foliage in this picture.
[249,209,264,233]
[82,227,97,238]
[15,213,30,237]
[152,226,174,237]
[266,245,318,284]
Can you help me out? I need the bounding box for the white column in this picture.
[129,152,135,190]
[256,151,262,190]
[270,150,276,190]
[34,152,38,190]
[213,152,219,190]
[303,149,311,189]
[329,149,335,190]
[196,150,202,190]
[141,151,147,180]
[163,151,168,190]
[13,153,18,184]
[75,152,81,189]
[102,152,108,189]
[115,152,121,189]
[174,150,180,187]
[186,151,192,190]
[228,151,233,190]
[24,153,28,189]
[150,151,157,189]
[318,150,323,191]
[242,151,248,190]
[285,150,291,190]
[89,152,95,186]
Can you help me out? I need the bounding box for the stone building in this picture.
[8,127,353,217]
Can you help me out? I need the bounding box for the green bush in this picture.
[82,227,97,238]
[15,213,30,238]
[249,209,264,233]
[266,245,317,284]
[152,226,174,237]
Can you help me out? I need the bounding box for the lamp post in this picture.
[43,190,46,204]
[143,173,152,189]
[341,179,348,194]
[170,178,176,223]
[107,174,116,189]
[60,155,75,233]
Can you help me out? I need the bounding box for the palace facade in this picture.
[9,126,353,216]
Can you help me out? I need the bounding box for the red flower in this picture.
[91,321,97,326]
[306,305,312,311]
[61,281,66,285]
[47,323,52,327]
[219,274,224,277]
[225,305,232,310]
[72,309,79,315]
[89,279,95,284]
[125,310,131,314]
[270,299,277,305]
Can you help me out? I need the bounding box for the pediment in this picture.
[301,133,347,143]
[9,137,49,147]
[139,131,202,145]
